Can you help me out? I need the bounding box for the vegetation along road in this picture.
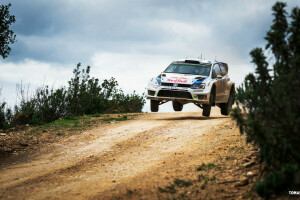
[0,108,261,200]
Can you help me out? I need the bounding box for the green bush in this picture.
[0,90,13,129]
[0,63,145,129]
[108,90,145,113]
[0,102,6,128]
[231,2,300,197]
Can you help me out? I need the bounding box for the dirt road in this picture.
[0,108,252,200]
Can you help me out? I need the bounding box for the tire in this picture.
[202,89,215,117]
[202,104,211,117]
[150,100,159,112]
[220,91,234,115]
[172,101,183,111]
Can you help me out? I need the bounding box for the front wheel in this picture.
[220,91,234,115]
[172,101,183,111]
[202,104,211,117]
[150,100,159,112]
[202,90,215,117]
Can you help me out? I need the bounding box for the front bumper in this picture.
[147,95,209,104]
[146,85,210,104]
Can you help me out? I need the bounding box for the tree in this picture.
[0,3,16,59]
[231,2,300,198]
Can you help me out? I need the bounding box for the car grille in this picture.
[157,90,193,99]
[161,82,192,87]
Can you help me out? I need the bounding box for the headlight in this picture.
[148,78,161,88]
[191,83,205,89]
[153,78,161,86]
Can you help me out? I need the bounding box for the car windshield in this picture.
[164,63,211,76]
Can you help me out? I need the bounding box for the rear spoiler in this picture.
[185,60,200,64]
[184,60,211,65]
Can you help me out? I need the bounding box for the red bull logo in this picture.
[167,77,188,83]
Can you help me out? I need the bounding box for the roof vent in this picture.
[184,60,200,64]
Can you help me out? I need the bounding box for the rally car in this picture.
[146,58,235,117]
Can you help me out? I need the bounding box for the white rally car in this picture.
[146,58,235,117]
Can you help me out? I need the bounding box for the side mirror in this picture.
[217,75,223,78]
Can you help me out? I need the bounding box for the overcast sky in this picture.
[0,0,299,112]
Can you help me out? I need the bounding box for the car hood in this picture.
[158,73,207,85]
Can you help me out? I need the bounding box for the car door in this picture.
[220,64,229,102]
[212,63,223,102]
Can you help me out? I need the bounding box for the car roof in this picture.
[174,58,228,67]
[175,58,212,65]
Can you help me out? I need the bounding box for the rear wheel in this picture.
[150,100,159,112]
[202,89,215,117]
[220,90,234,115]
[172,101,183,111]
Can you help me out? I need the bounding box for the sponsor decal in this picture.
[192,81,202,84]
[167,77,188,83]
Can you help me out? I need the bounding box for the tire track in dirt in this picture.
[0,109,232,200]
[95,117,247,200]
[0,119,167,189]
[93,120,237,199]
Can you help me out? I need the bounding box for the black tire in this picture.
[172,101,183,111]
[150,100,159,112]
[202,104,211,117]
[202,89,215,117]
[220,91,234,115]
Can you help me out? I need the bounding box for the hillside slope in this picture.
[0,108,261,200]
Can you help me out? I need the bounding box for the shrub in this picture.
[13,111,30,125]
[0,63,145,129]
[0,90,13,129]
[231,2,300,197]
[0,102,6,128]
[109,90,145,113]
